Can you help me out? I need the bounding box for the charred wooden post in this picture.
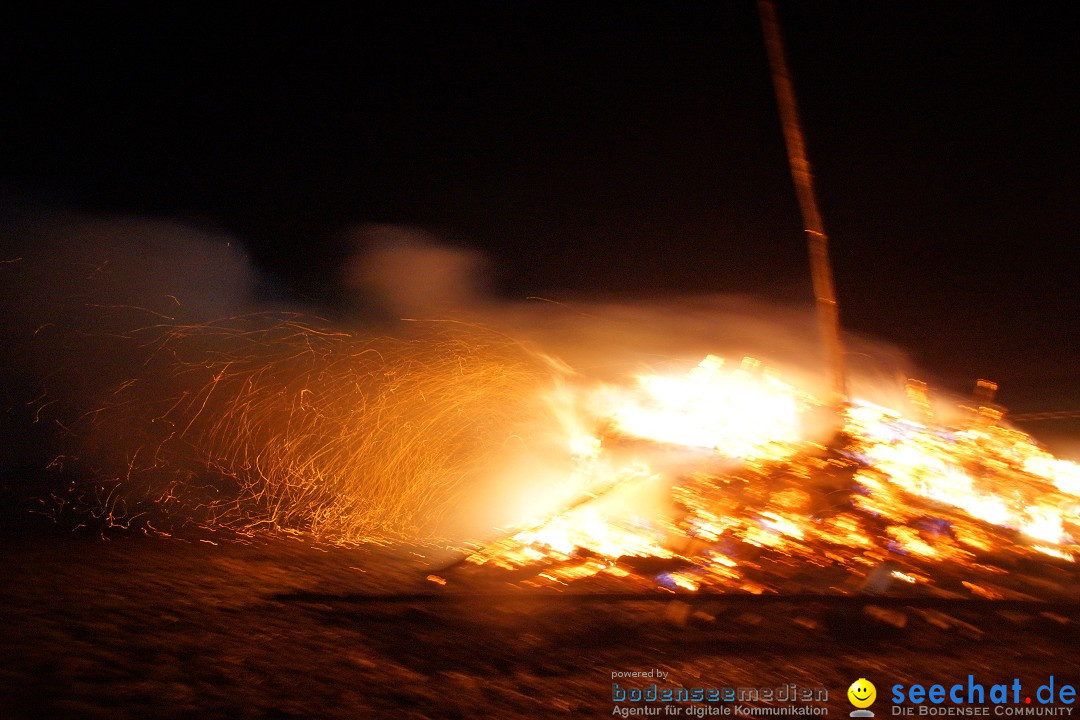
[758,0,847,404]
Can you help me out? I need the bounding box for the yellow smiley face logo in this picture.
[848,678,876,708]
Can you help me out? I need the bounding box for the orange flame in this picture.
[465,355,1078,592]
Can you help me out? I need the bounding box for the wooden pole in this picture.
[758,0,847,402]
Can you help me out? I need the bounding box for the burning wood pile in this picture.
[442,356,1079,603]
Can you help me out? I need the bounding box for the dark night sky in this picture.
[1,2,1077,413]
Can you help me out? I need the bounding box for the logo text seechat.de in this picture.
[890,676,1075,715]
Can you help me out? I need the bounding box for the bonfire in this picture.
[446,354,1079,603]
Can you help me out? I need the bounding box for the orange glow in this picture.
[462,355,1078,594]
[591,356,812,462]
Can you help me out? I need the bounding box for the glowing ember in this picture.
[461,354,1079,599]
[845,400,1077,550]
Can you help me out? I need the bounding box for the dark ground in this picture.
[1,533,1076,719]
